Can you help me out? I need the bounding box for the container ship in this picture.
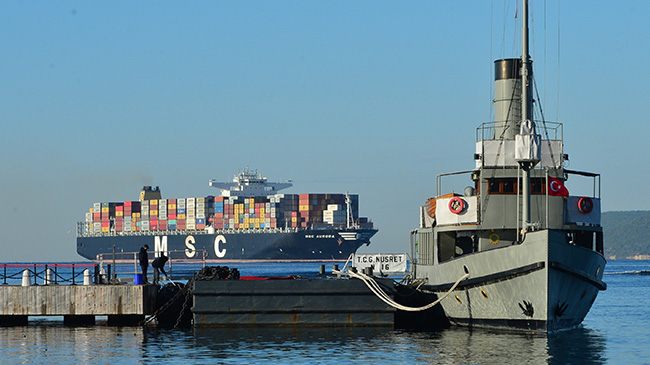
[76,168,377,261]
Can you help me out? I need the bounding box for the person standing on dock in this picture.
[139,245,149,283]
[152,254,169,285]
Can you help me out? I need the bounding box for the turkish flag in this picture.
[548,176,569,197]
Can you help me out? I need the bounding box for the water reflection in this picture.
[0,323,607,364]
[181,325,607,364]
[0,322,145,364]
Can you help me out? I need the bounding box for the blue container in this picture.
[134,274,144,285]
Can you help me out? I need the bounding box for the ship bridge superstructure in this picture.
[209,167,293,197]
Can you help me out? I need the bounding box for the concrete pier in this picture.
[0,285,157,326]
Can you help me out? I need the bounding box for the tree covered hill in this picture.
[602,211,650,259]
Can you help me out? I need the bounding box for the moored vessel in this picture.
[410,1,606,331]
[77,168,376,261]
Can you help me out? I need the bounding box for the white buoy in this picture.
[83,268,92,285]
[44,268,53,285]
[22,269,31,287]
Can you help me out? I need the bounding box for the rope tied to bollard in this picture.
[334,268,470,312]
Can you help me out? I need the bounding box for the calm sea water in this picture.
[1,260,648,364]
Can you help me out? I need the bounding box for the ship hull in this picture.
[417,229,606,332]
[77,228,377,262]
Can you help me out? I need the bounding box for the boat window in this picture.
[503,180,515,193]
[438,231,476,263]
[531,178,546,194]
[487,178,517,194]
[438,232,456,262]
[488,180,500,193]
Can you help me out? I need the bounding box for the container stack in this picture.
[323,204,346,224]
[187,198,196,230]
[177,198,186,230]
[123,201,141,232]
[84,193,365,234]
[168,199,177,230]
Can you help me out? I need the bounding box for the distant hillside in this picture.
[602,211,650,259]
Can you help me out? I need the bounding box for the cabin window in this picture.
[531,178,546,194]
[438,231,476,263]
[487,178,518,194]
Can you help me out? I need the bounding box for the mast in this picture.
[516,0,540,238]
[521,0,531,123]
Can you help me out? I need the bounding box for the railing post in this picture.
[94,264,99,284]
[54,265,58,285]
[72,265,76,285]
[169,253,173,279]
[3,265,6,285]
[112,245,116,282]
[33,264,37,285]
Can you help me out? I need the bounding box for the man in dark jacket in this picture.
[152,254,169,285]
[138,245,149,283]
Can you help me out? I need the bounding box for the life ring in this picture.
[578,197,593,214]
[489,233,500,244]
[448,197,465,214]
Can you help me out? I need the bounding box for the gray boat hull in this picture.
[416,230,606,332]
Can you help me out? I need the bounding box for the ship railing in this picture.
[434,168,602,230]
[476,120,563,142]
[95,249,207,284]
[0,263,101,285]
[76,225,303,237]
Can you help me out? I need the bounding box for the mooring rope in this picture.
[336,269,470,312]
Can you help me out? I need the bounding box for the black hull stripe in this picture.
[549,261,607,290]
[422,262,545,292]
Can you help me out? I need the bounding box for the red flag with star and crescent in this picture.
[548,176,569,197]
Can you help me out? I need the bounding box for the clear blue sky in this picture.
[1,1,648,262]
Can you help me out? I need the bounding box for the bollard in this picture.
[22,269,31,287]
[45,268,53,285]
[83,269,92,285]
[319,264,325,276]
